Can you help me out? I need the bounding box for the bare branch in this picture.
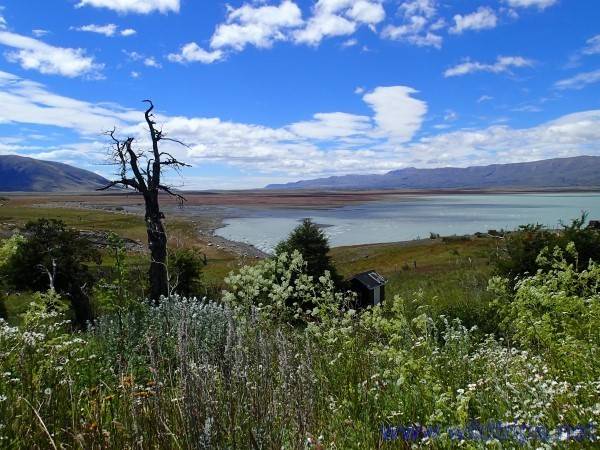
[124,138,148,191]
[145,158,153,181]
[161,137,192,149]
[97,179,139,191]
[143,99,155,120]
[158,184,187,203]
[142,99,162,190]
[105,127,120,145]
[160,159,192,168]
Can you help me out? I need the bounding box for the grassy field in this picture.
[0,198,239,321]
[331,236,498,330]
[3,196,600,448]
[1,195,499,328]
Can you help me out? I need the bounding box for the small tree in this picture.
[0,234,26,321]
[274,218,341,285]
[4,219,100,327]
[99,100,189,304]
[495,223,559,280]
[496,214,600,282]
[168,248,206,298]
[93,233,139,314]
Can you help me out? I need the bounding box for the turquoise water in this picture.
[214,193,600,253]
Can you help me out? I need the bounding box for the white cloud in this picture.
[288,112,372,140]
[382,22,442,48]
[477,95,493,103]
[167,42,223,64]
[32,29,49,37]
[555,69,600,90]
[449,7,497,34]
[294,14,355,45]
[566,34,600,68]
[0,70,138,134]
[75,0,180,14]
[400,0,437,19]
[144,56,161,68]
[170,0,388,61]
[74,24,136,37]
[504,0,557,10]
[4,70,600,187]
[123,50,143,60]
[444,55,533,77]
[346,0,386,24]
[0,31,103,78]
[211,0,303,51]
[444,110,458,121]
[0,14,7,30]
[165,0,401,62]
[382,0,443,49]
[75,23,118,37]
[163,101,399,175]
[0,70,424,178]
[34,108,600,183]
[130,70,140,78]
[362,86,427,142]
[124,49,166,67]
[409,110,600,169]
[512,104,542,113]
[293,0,384,46]
[582,35,600,56]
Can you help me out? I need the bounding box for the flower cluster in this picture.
[1,247,599,448]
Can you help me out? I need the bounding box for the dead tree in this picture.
[99,100,190,304]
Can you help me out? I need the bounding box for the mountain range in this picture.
[0,155,110,192]
[2,154,600,193]
[265,156,600,190]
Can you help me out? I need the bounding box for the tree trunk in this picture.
[100,101,189,304]
[68,285,94,329]
[145,192,169,304]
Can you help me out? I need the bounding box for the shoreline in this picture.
[6,189,599,260]
[14,198,463,258]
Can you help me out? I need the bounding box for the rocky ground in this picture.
[21,200,269,259]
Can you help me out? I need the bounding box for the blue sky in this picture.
[0,0,599,188]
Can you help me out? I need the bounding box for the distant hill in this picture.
[0,155,110,192]
[265,156,600,190]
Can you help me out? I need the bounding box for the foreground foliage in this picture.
[2,219,100,327]
[496,215,600,281]
[1,249,599,448]
[275,218,342,287]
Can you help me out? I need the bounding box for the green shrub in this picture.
[496,214,600,281]
[0,234,25,320]
[168,248,206,298]
[274,218,342,286]
[0,233,25,271]
[93,232,141,315]
[1,244,600,448]
[3,219,101,327]
[223,251,350,323]
[492,243,600,378]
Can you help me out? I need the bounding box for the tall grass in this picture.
[1,252,599,448]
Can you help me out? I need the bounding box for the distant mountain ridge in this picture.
[0,155,110,192]
[265,156,600,190]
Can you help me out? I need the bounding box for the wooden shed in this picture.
[349,270,387,308]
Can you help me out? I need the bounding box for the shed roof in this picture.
[350,270,387,290]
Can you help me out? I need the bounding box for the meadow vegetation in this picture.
[0,203,599,448]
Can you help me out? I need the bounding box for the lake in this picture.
[214,193,600,253]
